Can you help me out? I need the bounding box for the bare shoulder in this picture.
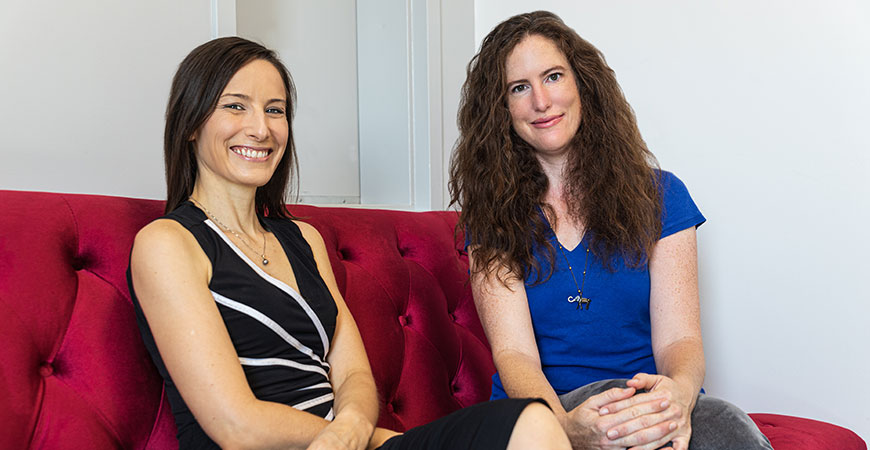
[130,218,211,303]
[293,220,328,253]
[292,219,341,292]
[132,219,202,265]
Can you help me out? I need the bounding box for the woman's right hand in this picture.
[306,411,372,450]
[565,386,678,450]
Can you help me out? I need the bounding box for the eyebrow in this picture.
[507,65,568,86]
[220,93,286,104]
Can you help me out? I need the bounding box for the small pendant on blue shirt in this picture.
[568,295,591,310]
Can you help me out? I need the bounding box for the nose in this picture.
[531,85,551,112]
[246,110,269,141]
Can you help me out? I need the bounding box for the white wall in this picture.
[0,0,212,199]
[477,0,870,439]
[439,0,476,210]
[236,0,360,204]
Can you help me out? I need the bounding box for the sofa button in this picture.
[39,362,54,377]
[398,315,409,326]
[386,402,395,413]
[449,312,456,321]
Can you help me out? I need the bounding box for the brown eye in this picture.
[510,84,529,94]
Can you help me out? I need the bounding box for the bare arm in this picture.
[131,220,335,450]
[649,227,705,397]
[644,227,705,450]
[470,251,566,414]
[600,227,705,450]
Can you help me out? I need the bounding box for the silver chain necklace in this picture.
[189,197,269,265]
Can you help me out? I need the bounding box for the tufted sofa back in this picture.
[0,190,493,449]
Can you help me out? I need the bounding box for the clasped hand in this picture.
[307,411,374,450]
[566,374,695,450]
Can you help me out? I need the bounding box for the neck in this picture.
[538,157,569,213]
[536,154,580,236]
[536,152,569,187]
[191,178,261,236]
[535,150,571,206]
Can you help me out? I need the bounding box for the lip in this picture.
[230,145,273,162]
[531,114,564,128]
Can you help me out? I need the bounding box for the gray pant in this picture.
[558,379,773,450]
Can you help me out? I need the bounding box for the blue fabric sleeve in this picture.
[658,170,706,239]
[463,225,471,250]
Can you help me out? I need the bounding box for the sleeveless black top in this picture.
[128,202,338,449]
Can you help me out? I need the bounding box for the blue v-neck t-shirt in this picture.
[490,170,706,400]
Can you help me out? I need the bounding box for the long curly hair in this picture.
[164,37,298,218]
[449,11,661,285]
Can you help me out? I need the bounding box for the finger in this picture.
[626,373,659,391]
[670,435,690,450]
[584,386,637,409]
[605,406,681,444]
[626,428,678,450]
[615,420,678,449]
[599,390,670,415]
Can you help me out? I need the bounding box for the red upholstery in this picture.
[0,190,865,449]
[752,414,866,449]
[289,204,494,432]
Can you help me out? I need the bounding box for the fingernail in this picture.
[669,422,677,431]
[660,400,669,408]
[599,408,609,415]
[607,429,618,439]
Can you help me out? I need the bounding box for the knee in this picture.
[507,402,571,450]
[560,378,632,411]
[691,396,772,450]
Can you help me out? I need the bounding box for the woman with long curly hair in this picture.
[450,11,771,450]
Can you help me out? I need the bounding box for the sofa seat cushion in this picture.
[750,414,866,450]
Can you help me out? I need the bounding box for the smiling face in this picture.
[193,59,289,190]
[505,34,582,162]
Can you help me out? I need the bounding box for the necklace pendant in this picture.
[262,258,269,265]
[567,295,591,310]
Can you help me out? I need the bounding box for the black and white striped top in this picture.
[129,201,338,449]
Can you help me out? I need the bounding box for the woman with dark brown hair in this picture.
[450,11,771,450]
[128,36,570,450]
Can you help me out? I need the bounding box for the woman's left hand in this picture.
[599,373,696,450]
[307,411,374,450]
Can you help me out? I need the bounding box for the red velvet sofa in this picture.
[1,190,865,449]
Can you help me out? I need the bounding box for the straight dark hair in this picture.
[164,36,298,217]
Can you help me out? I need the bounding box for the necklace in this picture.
[189,197,269,265]
[547,221,591,310]
[557,242,591,310]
